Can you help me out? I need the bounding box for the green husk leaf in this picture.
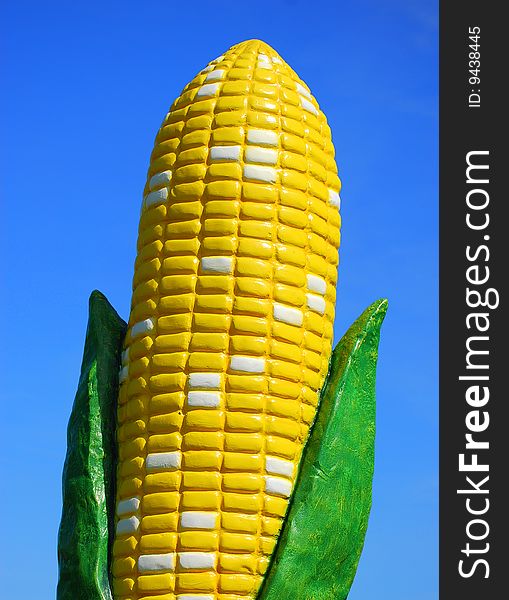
[57,290,126,600]
[258,298,388,600]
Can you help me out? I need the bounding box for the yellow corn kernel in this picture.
[142,492,179,513]
[220,553,257,574]
[139,532,177,553]
[141,512,178,533]
[146,432,181,451]
[137,574,174,593]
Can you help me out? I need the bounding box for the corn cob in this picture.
[113,39,341,600]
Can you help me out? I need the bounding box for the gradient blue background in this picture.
[1,1,437,597]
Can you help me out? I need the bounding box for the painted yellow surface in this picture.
[113,39,341,599]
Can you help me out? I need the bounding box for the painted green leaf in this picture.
[57,290,126,600]
[258,298,388,600]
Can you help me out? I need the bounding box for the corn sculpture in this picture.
[57,40,387,600]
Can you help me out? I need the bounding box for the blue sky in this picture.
[0,1,437,597]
